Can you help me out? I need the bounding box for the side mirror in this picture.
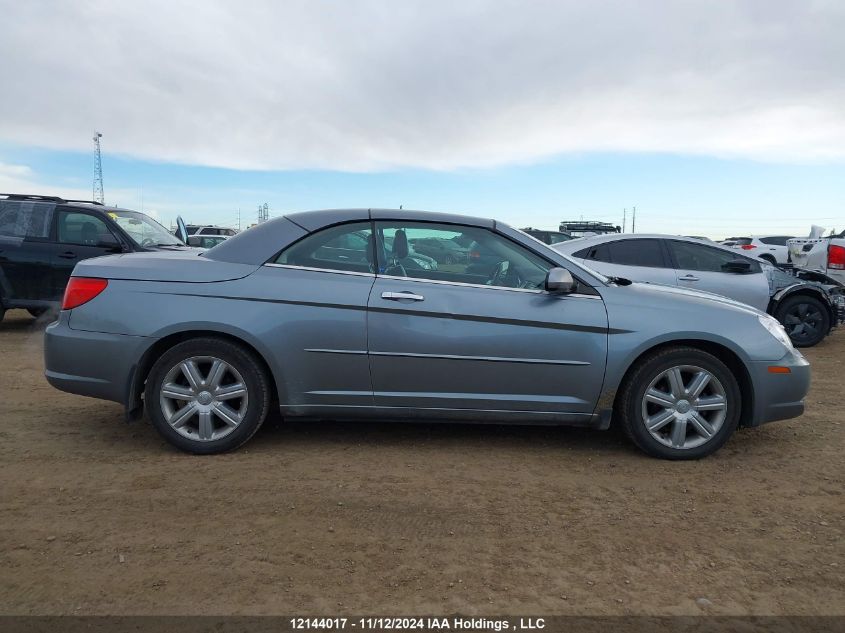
[722,260,751,274]
[97,233,123,252]
[545,267,576,293]
[175,216,188,244]
[187,235,202,247]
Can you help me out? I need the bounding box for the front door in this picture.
[51,209,123,299]
[367,220,608,420]
[666,239,771,311]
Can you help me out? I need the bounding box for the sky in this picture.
[1,0,843,238]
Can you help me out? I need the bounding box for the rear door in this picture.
[367,220,608,420]
[666,239,771,311]
[574,238,677,286]
[0,200,56,304]
[51,209,124,299]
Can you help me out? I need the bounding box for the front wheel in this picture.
[145,337,270,454]
[775,295,830,348]
[617,346,741,460]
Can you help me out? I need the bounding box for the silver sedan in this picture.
[45,209,810,459]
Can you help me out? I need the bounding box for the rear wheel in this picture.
[617,346,741,460]
[759,254,777,265]
[27,307,48,318]
[145,337,270,454]
[775,295,829,348]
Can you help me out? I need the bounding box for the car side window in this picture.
[606,239,667,267]
[760,236,790,246]
[669,240,761,273]
[275,222,374,273]
[57,211,116,246]
[0,200,55,240]
[374,221,551,290]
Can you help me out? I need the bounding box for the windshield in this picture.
[109,210,183,246]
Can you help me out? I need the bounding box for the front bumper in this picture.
[746,347,811,426]
[44,312,149,405]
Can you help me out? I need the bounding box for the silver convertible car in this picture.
[44,209,810,459]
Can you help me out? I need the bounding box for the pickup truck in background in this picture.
[788,229,845,285]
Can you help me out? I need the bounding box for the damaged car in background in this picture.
[553,233,844,347]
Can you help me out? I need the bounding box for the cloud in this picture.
[1,0,843,171]
[0,160,159,216]
[0,161,34,181]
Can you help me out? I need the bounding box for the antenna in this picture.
[92,132,104,204]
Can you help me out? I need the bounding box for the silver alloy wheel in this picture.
[159,355,249,442]
[640,364,728,450]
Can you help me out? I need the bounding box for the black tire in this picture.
[775,294,830,348]
[27,307,48,318]
[0,306,5,323]
[617,346,741,460]
[759,254,777,266]
[145,337,271,454]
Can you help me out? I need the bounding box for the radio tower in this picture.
[257,202,269,224]
[92,132,105,204]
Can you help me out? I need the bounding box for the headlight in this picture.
[758,314,794,350]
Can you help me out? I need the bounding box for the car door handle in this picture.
[381,291,425,301]
[679,274,700,281]
[57,251,78,259]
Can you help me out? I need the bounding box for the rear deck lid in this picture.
[72,250,258,282]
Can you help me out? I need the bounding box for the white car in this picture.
[724,236,795,266]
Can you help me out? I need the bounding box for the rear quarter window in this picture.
[0,200,55,239]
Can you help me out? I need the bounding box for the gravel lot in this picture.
[0,309,842,615]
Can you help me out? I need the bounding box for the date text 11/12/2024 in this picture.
[289,617,546,630]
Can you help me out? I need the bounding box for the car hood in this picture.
[621,280,766,317]
[72,250,260,283]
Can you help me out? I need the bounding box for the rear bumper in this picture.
[44,312,148,405]
[747,348,811,426]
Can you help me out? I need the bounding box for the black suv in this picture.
[0,194,188,321]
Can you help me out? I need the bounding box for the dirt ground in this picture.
[0,308,842,616]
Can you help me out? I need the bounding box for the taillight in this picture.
[62,277,108,310]
[829,245,845,270]
[741,244,756,250]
